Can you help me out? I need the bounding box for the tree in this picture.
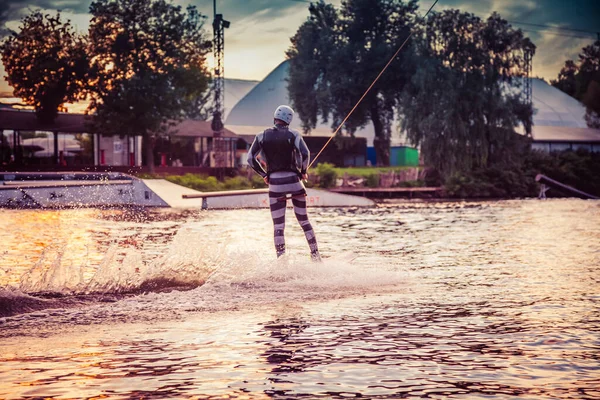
[551,60,577,98]
[583,80,600,128]
[87,0,212,171]
[399,10,535,178]
[0,11,88,123]
[551,40,600,128]
[286,0,419,166]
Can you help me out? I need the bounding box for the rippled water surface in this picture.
[1,199,599,399]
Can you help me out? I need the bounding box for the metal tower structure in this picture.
[524,48,533,107]
[523,46,533,135]
[211,0,229,133]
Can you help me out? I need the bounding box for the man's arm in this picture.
[247,132,267,178]
[292,130,310,175]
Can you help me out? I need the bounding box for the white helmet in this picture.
[274,105,294,125]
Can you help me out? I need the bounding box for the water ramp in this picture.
[141,179,207,208]
[535,174,599,200]
[181,187,375,209]
[0,172,168,208]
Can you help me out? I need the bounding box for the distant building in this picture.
[0,108,240,171]
[0,109,116,168]
[531,126,600,152]
[528,79,600,152]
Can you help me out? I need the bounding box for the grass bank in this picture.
[138,173,267,192]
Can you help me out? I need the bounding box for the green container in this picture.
[391,146,419,166]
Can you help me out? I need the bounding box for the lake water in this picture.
[1,199,599,399]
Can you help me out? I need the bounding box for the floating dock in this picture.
[330,186,444,199]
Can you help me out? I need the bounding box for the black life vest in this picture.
[261,126,298,175]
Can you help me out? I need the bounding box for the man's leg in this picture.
[292,197,321,261]
[269,196,287,257]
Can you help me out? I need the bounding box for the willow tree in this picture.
[87,0,212,170]
[287,0,419,166]
[0,11,88,123]
[400,10,535,177]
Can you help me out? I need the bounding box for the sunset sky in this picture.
[0,0,598,100]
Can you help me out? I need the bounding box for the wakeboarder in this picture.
[247,105,321,262]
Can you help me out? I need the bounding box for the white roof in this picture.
[226,61,298,127]
[531,78,587,128]
[223,78,259,121]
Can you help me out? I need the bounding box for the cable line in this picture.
[308,0,440,169]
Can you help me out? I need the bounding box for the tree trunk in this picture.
[371,106,390,166]
[144,135,155,174]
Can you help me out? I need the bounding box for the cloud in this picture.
[0,0,92,37]
[0,1,22,36]
[531,28,595,81]
[186,0,309,23]
[220,4,316,80]
[0,0,90,22]
[436,0,539,20]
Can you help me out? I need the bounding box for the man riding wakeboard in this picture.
[247,105,321,262]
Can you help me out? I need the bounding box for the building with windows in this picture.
[529,78,600,152]
[0,109,142,169]
[0,108,240,171]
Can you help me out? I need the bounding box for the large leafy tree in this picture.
[0,11,88,123]
[287,0,419,166]
[399,10,535,177]
[87,0,212,170]
[551,40,600,128]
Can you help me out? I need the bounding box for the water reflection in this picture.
[262,318,310,375]
[0,199,599,399]
[253,294,600,399]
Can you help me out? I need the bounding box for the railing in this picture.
[182,188,269,210]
